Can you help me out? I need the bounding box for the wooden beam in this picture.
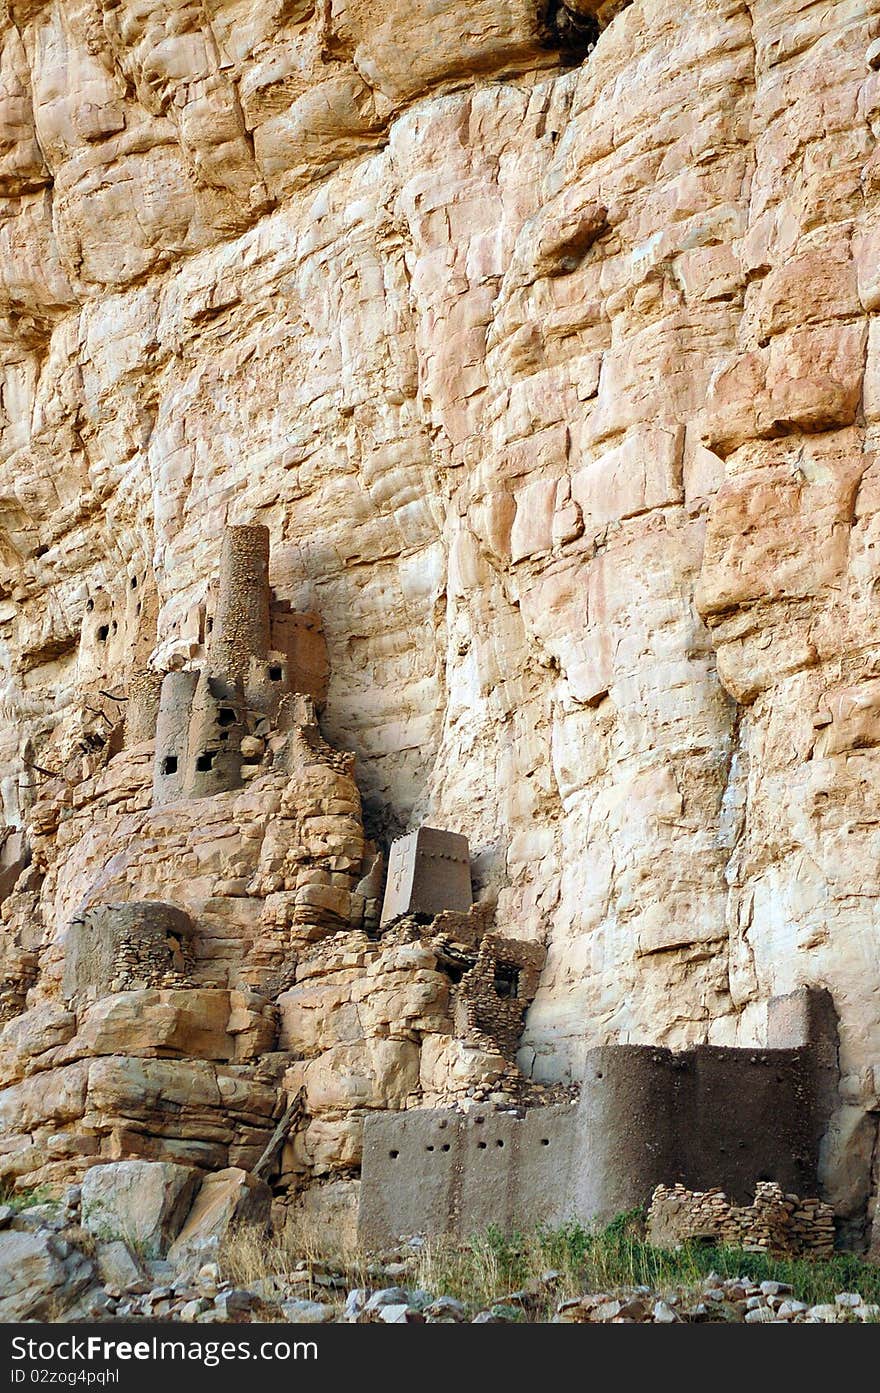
[252,1087,305,1181]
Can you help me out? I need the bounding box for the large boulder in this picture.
[76,988,235,1060]
[94,1239,144,1289]
[0,1228,92,1321]
[167,1167,271,1268]
[81,1160,200,1257]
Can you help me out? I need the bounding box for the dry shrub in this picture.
[219,1210,373,1299]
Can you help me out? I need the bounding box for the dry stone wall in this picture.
[647,1182,836,1260]
[2,0,880,1249]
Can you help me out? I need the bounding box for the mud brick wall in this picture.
[124,668,164,747]
[208,525,271,681]
[244,654,290,728]
[573,1041,826,1222]
[358,1103,580,1247]
[359,988,839,1245]
[381,826,472,925]
[183,670,247,800]
[270,610,330,710]
[153,670,199,806]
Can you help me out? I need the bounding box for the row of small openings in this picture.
[161,751,217,774]
[477,1138,552,1150]
[97,621,118,642]
[388,1136,552,1160]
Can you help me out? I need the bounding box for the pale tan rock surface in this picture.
[81,1159,200,1255]
[166,1166,271,1266]
[2,0,880,1250]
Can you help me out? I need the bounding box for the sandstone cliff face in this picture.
[2,0,880,1246]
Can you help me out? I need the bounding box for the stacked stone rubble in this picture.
[453,933,546,1059]
[647,1182,836,1259]
[62,903,196,1006]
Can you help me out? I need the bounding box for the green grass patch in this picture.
[0,1182,57,1215]
[413,1210,880,1317]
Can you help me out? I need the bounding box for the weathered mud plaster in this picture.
[359,988,838,1244]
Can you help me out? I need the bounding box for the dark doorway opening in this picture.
[493,963,520,999]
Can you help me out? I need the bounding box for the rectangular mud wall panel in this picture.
[767,987,839,1134]
[380,833,418,925]
[682,1048,819,1202]
[358,1109,460,1247]
[574,1043,826,1221]
[457,1106,580,1236]
[358,1104,579,1247]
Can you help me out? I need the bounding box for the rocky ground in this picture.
[2,1188,878,1325]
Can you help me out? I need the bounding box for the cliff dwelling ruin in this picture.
[0,521,860,1257]
[2,0,880,1292]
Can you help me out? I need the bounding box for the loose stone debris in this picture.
[1,1185,877,1325]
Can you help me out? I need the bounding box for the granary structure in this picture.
[0,521,855,1256]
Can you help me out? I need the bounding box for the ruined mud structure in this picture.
[358,985,838,1245]
[0,519,855,1255]
[62,902,195,1005]
[4,0,880,1265]
[152,525,298,805]
[647,1182,836,1260]
[380,827,473,926]
[0,524,560,1245]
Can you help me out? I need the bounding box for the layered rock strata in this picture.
[2,0,880,1249]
